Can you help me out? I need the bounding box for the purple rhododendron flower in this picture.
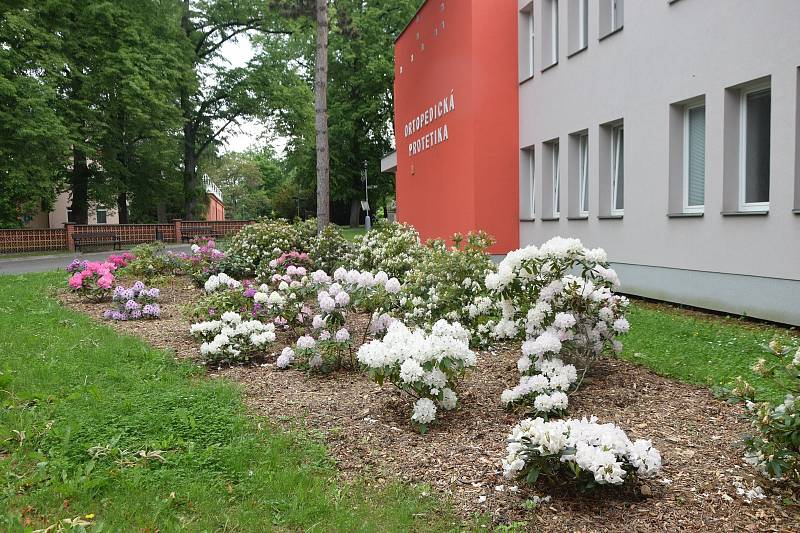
[142,304,161,318]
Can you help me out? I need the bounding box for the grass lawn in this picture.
[0,272,463,532]
[341,227,366,242]
[622,300,797,402]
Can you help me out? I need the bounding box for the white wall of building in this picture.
[48,192,119,227]
[518,0,800,323]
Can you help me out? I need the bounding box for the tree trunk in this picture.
[180,0,199,219]
[314,0,330,233]
[349,197,360,228]
[70,148,90,225]
[156,200,167,223]
[117,191,129,224]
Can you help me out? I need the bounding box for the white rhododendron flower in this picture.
[190,314,276,363]
[412,398,437,424]
[385,277,401,294]
[502,416,662,488]
[358,320,475,430]
[296,335,316,350]
[276,347,295,369]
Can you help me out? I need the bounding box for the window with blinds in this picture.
[684,104,706,212]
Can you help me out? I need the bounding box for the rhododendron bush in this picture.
[308,224,354,273]
[728,340,800,482]
[182,239,226,286]
[503,416,662,490]
[281,267,401,372]
[103,282,160,321]
[124,242,186,281]
[400,232,497,347]
[485,237,630,416]
[190,312,276,364]
[255,251,312,285]
[220,219,298,278]
[67,260,118,302]
[192,271,314,332]
[358,320,476,433]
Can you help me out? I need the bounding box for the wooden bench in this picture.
[180,227,219,243]
[73,232,121,252]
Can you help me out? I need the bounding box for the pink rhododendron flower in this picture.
[69,273,84,288]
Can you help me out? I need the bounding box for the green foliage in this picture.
[352,221,423,280]
[0,272,462,531]
[401,232,497,345]
[202,150,272,220]
[723,340,800,482]
[123,242,186,283]
[309,224,355,273]
[253,0,420,224]
[0,5,69,226]
[188,287,252,322]
[0,0,186,226]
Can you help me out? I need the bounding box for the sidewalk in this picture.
[0,244,191,275]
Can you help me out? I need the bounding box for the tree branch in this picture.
[197,117,238,156]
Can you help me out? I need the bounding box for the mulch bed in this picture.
[58,278,799,531]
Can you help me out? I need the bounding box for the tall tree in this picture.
[0,2,70,227]
[253,0,419,227]
[314,0,330,231]
[178,0,296,219]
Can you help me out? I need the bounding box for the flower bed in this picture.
[56,221,798,530]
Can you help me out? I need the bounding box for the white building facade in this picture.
[518,0,800,324]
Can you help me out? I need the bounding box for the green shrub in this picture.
[400,231,496,346]
[294,218,319,251]
[186,286,253,321]
[309,225,355,274]
[123,242,186,282]
[728,339,800,482]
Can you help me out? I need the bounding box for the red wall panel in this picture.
[394,0,519,253]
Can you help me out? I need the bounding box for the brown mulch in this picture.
[58,278,800,532]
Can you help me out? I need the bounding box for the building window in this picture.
[611,125,624,215]
[579,0,588,49]
[552,140,561,216]
[600,0,623,38]
[568,0,588,54]
[739,85,771,211]
[543,0,559,68]
[520,147,536,218]
[519,5,535,80]
[578,133,589,215]
[67,208,75,223]
[684,104,706,212]
[96,205,107,224]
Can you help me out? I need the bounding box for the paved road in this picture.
[0,245,191,275]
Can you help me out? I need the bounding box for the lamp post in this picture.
[361,160,371,231]
[292,196,301,220]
